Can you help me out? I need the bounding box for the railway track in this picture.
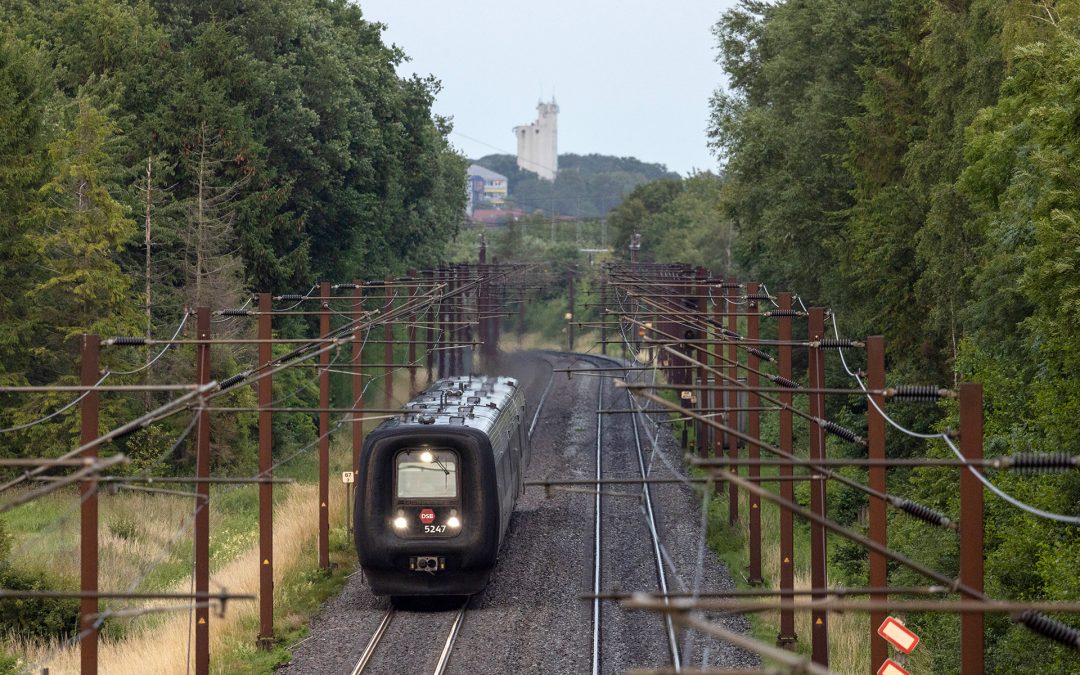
[286,351,752,673]
[349,599,469,675]
[349,607,395,675]
[586,354,682,674]
[591,365,603,675]
[628,386,682,670]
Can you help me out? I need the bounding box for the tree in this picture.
[709,0,869,303]
[30,97,139,352]
[181,121,249,310]
[0,33,49,390]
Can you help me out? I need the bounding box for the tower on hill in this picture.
[513,99,558,181]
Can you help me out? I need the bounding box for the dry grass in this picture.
[6,490,200,590]
[20,483,333,674]
[748,492,874,673]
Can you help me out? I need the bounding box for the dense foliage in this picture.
[607,172,734,272]
[692,1,1080,670]
[472,153,679,219]
[0,0,466,474]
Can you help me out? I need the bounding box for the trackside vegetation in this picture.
[609,2,1080,670]
[0,0,465,662]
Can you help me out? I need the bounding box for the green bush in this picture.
[0,567,79,640]
[0,649,19,675]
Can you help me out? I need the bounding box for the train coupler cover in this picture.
[409,556,446,573]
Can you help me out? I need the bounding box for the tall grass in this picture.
[510,328,601,354]
[754,488,871,673]
[20,483,334,674]
[6,491,197,593]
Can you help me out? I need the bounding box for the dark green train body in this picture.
[354,376,528,596]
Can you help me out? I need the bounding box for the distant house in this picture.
[471,208,524,225]
[467,164,509,215]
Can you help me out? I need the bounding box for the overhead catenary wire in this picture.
[606,275,959,528]
[87,306,412,647]
[0,372,110,434]
[0,275,419,502]
[111,310,192,375]
[22,258,1080,670]
[608,289,726,662]
[828,313,1080,525]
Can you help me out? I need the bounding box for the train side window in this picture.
[396,449,458,499]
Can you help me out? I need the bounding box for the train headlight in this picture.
[419,450,434,463]
[447,509,460,529]
[393,510,408,530]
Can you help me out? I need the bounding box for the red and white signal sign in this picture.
[877,616,920,654]
[876,658,911,675]
[419,508,435,524]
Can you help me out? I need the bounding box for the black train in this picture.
[354,375,529,596]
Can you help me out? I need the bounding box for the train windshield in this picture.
[396,449,457,499]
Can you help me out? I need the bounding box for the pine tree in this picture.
[30,97,139,356]
[0,34,49,388]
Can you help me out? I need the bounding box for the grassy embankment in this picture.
[3,367,429,674]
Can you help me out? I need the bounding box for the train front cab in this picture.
[356,427,500,596]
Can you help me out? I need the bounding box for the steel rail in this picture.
[628,387,682,671]
[432,599,470,675]
[528,362,557,441]
[591,364,603,675]
[350,607,395,675]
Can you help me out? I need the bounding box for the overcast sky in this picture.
[357,0,739,176]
